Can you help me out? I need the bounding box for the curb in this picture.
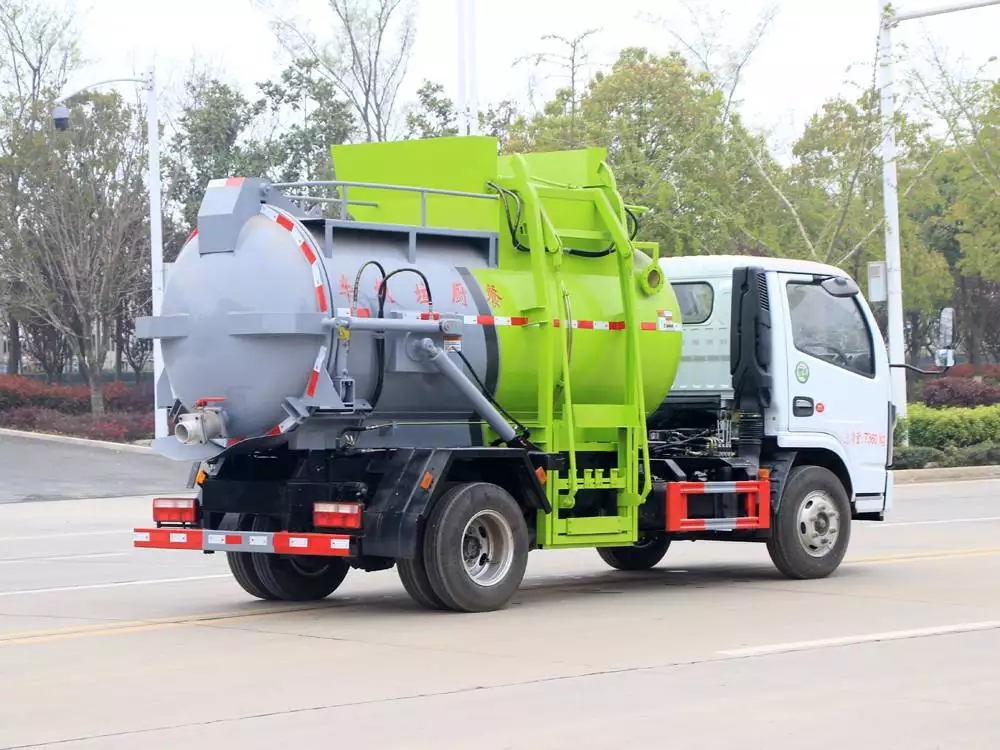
[0,427,155,455]
[892,465,1000,485]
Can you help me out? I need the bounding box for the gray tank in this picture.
[139,177,507,462]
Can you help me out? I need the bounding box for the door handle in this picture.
[793,396,814,417]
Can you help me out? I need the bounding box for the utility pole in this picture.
[456,0,479,135]
[877,0,1000,420]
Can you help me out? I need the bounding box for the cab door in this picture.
[778,272,891,497]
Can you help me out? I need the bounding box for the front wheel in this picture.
[421,482,530,613]
[766,465,851,579]
[597,536,672,571]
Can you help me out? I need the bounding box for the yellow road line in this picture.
[4,546,999,646]
[0,603,339,645]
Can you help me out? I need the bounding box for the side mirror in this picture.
[820,275,860,298]
[937,306,955,350]
[52,104,70,131]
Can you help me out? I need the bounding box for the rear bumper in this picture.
[133,528,354,557]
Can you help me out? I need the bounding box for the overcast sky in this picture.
[64,0,1000,151]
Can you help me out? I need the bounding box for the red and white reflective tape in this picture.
[133,528,353,557]
[333,307,678,331]
[259,204,329,314]
[306,345,329,398]
[207,177,246,188]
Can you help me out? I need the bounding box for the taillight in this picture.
[313,502,362,529]
[152,497,197,524]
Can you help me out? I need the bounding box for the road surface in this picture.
[0,432,189,504]
[1,479,998,748]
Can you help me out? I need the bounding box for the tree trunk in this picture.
[114,314,123,381]
[88,364,105,416]
[6,312,20,375]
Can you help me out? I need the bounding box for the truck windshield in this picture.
[786,280,875,378]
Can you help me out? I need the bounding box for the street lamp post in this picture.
[53,67,167,440]
[878,0,1000,421]
[455,0,479,135]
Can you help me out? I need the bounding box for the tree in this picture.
[258,0,416,142]
[0,0,80,375]
[2,90,151,414]
[405,80,457,139]
[164,61,355,229]
[162,72,272,229]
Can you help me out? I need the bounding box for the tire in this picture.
[219,514,278,601]
[766,465,851,579]
[421,482,530,613]
[249,515,351,601]
[397,557,448,610]
[597,536,671,571]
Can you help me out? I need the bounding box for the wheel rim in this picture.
[796,490,841,557]
[460,509,515,587]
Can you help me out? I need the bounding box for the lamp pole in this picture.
[878,0,1000,421]
[53,67,166,439]
[456,0,479,135]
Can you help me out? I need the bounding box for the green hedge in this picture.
[897,403,1000,449]
[894,403,1000,469]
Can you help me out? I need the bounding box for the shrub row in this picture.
[0,375,153,414]
[892,442,1000,470]
[0,406,154,443]
[898,403,1000,450]
[920,377,1000,408]
[946,363,1000,379]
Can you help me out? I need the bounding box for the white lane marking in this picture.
[718,620,1000,658]
[0,530,125,542]
[872,516,1000,528]
[0,552,127,565]
[0,574,230,598]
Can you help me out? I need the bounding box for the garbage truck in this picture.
[132,135,951,612]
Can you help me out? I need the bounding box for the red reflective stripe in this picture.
[306,370,320,397]
[575,320,594,330]
[276,214,294,231]
[225,534,243,545]
[511,316,529,325]
[225,177,245,187]
[134,529,203,550]
[315,285,328,312]
[476,315,493,325]
[610,321,626,330]
[356,308,371,317]
[272,532,351,556]
[641,322,656,331]
[267,425,282,436]
[300,241,316,264]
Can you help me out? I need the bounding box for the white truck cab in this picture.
[660,255,895,521]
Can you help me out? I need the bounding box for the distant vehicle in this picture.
[129,136,954,612]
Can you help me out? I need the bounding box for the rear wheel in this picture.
[249,516,350,601]
[766,465,851,579]
[220,513,277,601]
[421,482,529,613]
[397,557,448,610]
[597,536,671,571]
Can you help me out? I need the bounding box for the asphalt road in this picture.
[1,478,999,749]
[0,432,191,504]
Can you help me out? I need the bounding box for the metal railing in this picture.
[266,180,499,225]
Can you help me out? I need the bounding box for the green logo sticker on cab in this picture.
[794,361,810,384]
